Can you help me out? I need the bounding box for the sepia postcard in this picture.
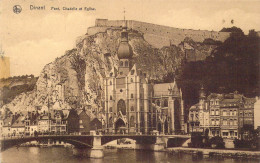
[0,0,260,162]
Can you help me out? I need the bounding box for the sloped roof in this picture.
[12,116,25,128]
[3,116,13,127]
[189,103,200,111]
[207,93,223,100]
[153,82,179,97]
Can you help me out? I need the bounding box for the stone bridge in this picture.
[0,132,190,158]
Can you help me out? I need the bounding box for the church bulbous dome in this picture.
[117,42,133,59]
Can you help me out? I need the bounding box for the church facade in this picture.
[103,21,185,135]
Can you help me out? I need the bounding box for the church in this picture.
[103,20,185,135]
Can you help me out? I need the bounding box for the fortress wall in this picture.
[87,27,109,35]
[94,19,230,48]
[143,34,172,48]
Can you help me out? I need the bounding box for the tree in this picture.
[209,136,225,149]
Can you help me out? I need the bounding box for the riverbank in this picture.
[104,143,260,160]
[167,147,260,160]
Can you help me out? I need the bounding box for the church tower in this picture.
[117,19,133,76]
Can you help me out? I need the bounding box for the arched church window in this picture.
[109,107,112,112]
[130,116,135,127]
[110,96,113,100]
[130,78,133,83]
[131,94,134,99]
[120,61,123,66]
[125,61,129,67]
[117,99,126,115]
[110,73,113,77]
[131,70,135,75]
[130,106,134,111]
[110,81,112,85]
[164,99,168,107]
[109,117,113,127]
[156,100,160,106]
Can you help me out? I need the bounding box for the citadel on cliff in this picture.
[88,19,230,48]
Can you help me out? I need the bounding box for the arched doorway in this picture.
[115,118,126,134]
[117,99,126,115]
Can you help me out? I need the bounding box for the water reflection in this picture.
[1,147,259,163]
[29,147,40,155]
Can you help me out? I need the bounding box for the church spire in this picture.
[122,8,127,30]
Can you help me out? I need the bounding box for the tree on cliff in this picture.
[177,27,260,110]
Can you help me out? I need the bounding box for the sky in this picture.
[0,0,260,76]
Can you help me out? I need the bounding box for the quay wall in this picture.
[168,147,260,160]
[93,19,230,48]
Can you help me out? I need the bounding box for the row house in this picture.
[50,110,67,134]
[66,109,102,135]
[0,108,103,137]
[24,111,39,136]
[188,89,256,139]
[254,97,260,130]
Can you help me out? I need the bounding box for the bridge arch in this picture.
[101,135,156,146]
[0,136,93,152]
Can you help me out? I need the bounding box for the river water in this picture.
[0,147,258,163]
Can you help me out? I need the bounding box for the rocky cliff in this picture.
[0,25,218,114]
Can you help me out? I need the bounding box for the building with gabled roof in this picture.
[11,115,26,136]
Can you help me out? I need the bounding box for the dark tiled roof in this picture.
[153,82,179,97]
[12,116,25,128]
